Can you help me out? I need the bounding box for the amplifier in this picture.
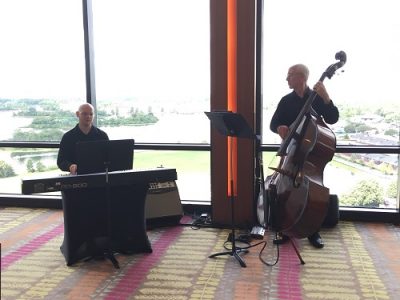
[145,180,183,228]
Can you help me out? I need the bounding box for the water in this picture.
[0,110,211,143]
[103,113,211,143]
[0,111,32,140]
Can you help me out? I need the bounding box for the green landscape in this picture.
[0,98,398,208]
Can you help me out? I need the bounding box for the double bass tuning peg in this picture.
[337,69,345,76]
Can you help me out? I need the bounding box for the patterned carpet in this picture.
[1,206,399,299]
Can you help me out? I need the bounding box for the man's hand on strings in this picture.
[277,125,289,139]
[313,81,331,104]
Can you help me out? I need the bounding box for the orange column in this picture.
[210,0,256,227]
[227,0,237,196]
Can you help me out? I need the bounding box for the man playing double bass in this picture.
[270,63,339,248]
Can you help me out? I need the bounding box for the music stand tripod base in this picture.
[104,251,120,269]
[209,246,249,267]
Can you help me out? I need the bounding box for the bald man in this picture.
[270,64,339,138]
[57,103,109,174]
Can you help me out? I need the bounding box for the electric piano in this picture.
[21,168,178,267]
[21,168,177,194]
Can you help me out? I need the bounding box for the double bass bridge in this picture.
[269,167,296,181]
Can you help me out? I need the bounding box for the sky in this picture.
[0,0,86,100]
[0,0,210,101]
[0,0,399,111]
[263,0,400,107]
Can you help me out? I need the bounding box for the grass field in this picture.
[134,150,210,172]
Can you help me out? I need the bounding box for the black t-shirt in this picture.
[57,124,109,172]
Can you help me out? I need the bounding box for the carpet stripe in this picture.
[341,222,390,300]
[233,252,264,299]
[277,239,302,300]
[1,208,400,299]
[1,209,63,253]
[0,207,45,235]
[129,227,226,299]
[5,236,73,299]
[66,264,119,299]
[1,223,64,271]
[192,229,229,300]
[103,225,184,299]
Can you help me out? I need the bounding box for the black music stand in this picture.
[103,157,120,268]
[205,111,255,267]
[75,139,134,269]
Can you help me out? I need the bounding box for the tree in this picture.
[0,160,16,178]
[341,179,384,207]
[36,161,46,172]
[344,123,357,133]
[13,128,64,142]
[27,160,35,172]
[387,181,398,199]
[384,128,397,137]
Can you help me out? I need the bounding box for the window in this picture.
[0,0,86,143]
[263,0,399,209]
[0,1,85,194]
[91,0,210,143]
[91,0,211,201]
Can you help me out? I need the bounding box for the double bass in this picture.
[259,51,346,239]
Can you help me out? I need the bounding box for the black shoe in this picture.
[273,233,289,245]
[308,232,324,249]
